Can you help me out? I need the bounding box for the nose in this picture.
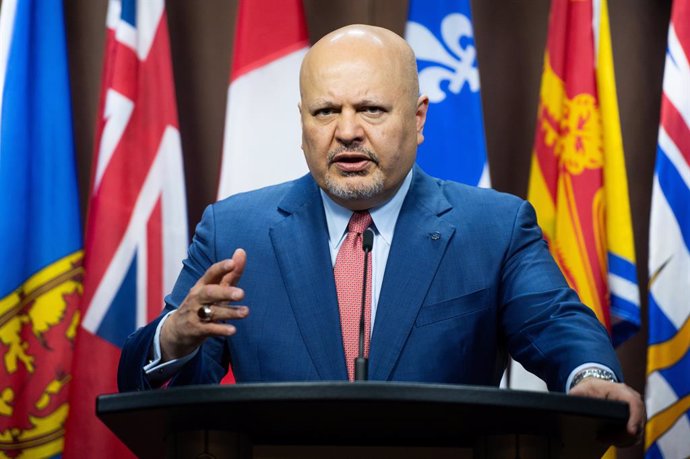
[335,110,364,146]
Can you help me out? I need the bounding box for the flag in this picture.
[645,0,690,457]
[527,0,640,346]
[404,0,490,187]
[0,0,82,456]
[63,0,187,457]
[217,0,309,200]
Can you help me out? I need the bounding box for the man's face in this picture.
[299,47,428,210]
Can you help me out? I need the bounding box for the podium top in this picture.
[97,382,628,457]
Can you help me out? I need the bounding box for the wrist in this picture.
[160,312,186,361]
[569,367,617,391]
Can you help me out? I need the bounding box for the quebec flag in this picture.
[405,0,490,187]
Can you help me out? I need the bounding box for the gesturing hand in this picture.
[160,249,249,361]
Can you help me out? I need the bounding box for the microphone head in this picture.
[362,228,374,252]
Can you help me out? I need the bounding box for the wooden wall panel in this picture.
[63,0,107,220]
[167,0,236,223]
[472,0,550,197]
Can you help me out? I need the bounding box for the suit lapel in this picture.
[269,176,347,380]
[370,169,456,380]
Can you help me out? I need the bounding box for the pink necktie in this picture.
[334,211,373,381]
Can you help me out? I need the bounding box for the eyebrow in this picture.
[309,98,386,108]
[309,98,336,107]
[356,98,385,106]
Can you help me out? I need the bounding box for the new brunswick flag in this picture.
[0,0,83,457]
[528,0,640,347]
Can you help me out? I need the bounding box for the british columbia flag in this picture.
[64,0,187,457]
[645,0,690,457]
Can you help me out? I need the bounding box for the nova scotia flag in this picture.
[405,0,490,187]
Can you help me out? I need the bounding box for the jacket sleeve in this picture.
[498,200,623,391]
[117,204,231,391]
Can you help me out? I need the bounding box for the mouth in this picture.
[328,148,378,174]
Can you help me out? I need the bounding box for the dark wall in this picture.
[63,2,672,457]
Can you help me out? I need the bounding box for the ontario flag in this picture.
[0,0,82,456]
[63,0,187,457]
[645,0,690,457]
[217,0,309,200]
[527,0,640,348]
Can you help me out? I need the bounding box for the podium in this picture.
[97,382,627,458]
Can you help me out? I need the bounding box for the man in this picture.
[118,24,644,444]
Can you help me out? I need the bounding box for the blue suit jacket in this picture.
[118,167,621,392]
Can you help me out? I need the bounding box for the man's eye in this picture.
[314,108,336,117]
[362,106,384,115]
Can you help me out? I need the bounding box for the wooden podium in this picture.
[97,382,627,458]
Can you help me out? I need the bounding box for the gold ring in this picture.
[197,304,213,322]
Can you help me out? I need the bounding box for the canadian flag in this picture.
[217,0,310,200]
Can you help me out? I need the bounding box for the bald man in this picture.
[118,25,644,445]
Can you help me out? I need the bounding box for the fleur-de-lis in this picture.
[406,13,480,103]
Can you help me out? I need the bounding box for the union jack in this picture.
[64,0,187,457]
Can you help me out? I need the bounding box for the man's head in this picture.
[299,24,429,211]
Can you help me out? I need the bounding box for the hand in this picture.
[160,248,249,361]
[569,378,645,447]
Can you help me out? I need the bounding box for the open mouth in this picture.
[329,147,379,173]
[330,153,373,172]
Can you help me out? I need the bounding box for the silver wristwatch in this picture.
[569,367,617,390]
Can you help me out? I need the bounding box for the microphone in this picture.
[355,227,374,381]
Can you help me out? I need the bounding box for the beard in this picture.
[324,169,384,201]
[324,146,384,201]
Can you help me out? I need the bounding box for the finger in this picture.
[569,380,645,446]
[599,384,643,438]
[196,259,236,287]
[625,391,645,438]
[196,284,245,305]
[198,304,250,323]
[199,322,238,337]
[220,248,246,287]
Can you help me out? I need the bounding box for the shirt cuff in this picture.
[565,362,618,393]
[143,311,199,385]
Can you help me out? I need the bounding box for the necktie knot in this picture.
[348,211,372,234]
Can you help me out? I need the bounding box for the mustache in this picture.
[327,145,379,165]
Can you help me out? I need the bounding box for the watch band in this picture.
[569,367,617,390]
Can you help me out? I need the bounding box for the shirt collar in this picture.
[320,168,414,250]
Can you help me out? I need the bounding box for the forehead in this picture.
[301,53,405,103]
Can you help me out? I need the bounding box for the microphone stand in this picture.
[354,228,374,381]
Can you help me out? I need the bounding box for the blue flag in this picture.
[405,0,490,186]
[0,0,83,456]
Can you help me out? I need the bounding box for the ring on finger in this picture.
[198,304,213,322]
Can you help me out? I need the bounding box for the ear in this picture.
[415,95,430,145]
[298,103,304,150]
